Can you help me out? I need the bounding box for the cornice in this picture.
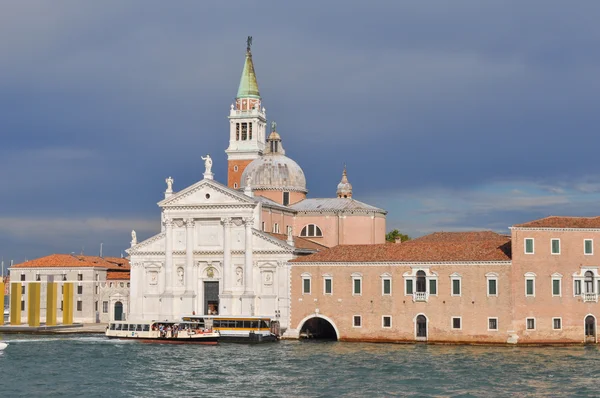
[287,261,513,267]
[510,227,600,232]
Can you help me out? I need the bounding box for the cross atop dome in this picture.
[336,165,353,198]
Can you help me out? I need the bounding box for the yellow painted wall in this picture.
[10,282,21,325]
[0,282,4,326]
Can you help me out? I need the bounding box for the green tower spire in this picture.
[236,36,261,99]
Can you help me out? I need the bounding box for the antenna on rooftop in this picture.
[100,242,103,258]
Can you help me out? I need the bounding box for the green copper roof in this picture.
[236,50,261,99]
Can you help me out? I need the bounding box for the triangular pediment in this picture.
[126,232,166,254]
[158,178,256,207]
[252,229,295,252]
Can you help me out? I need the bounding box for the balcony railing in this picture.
[413,292,428,302]
[582,293,598,303]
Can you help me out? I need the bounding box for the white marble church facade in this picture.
[127,173,296,328]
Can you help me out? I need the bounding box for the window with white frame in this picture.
[451,273,462,296]
[553,317,562,330]
[551,273,562,297]
[353,315,362,327]
[525,238,534,254]
[287,225,293,236]
[301,273,311,295]
[525,272,536,297]
[584,239,593,255]
[300,224,323,237]
[323,275,333,295]
[352,273,362,296]
[488,318,498,331]
[526,318,536,330]
[452,317,462,330]
[486,273,498,296]
[429,278,437,295]
[574,279,582,296]
[405,278,413,295]
[551,239,560,255]
[273,223,280,234]
[381,273,392,295]
[102,301,108,313]
[382,316,392,328]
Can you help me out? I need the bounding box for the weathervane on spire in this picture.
[246,36,253,52]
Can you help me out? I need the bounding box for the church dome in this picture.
[241,125,307,193]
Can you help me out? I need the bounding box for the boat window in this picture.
[136,324,143,331]
[115,324,122,331]
[260,320,269,328]
[110,324,115,330]
[143,325,150,332]
[249,321,258,329]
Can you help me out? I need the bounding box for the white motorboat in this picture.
[0,342,7,350]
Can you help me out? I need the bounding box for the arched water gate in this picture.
[297,314,339,340]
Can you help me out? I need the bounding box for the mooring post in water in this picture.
[63,282,74,325]
[10,282,21,325]
[46,279,57,326]
[28,282,41,327]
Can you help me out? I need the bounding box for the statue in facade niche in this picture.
[236,267,243,286]
[201,154,213,174]
[165,176,173,192]
[131,230,137,245]
[177,267,184,286]
[207,267,214,278]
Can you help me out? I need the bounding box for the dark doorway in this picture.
[585,315,596,343]
[114,301,123,321]
[299,317,337,340]
[416,315,427,339]
[416,271,426,293]
[204,281,219,315]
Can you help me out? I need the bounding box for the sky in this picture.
[1,1,600,265]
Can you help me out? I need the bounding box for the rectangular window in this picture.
[526,318,535,330]
[324,278,332,294]
[405,279,413,295]
[62,274,67,281]
[77,274,83,281]
[302,278,311,294]
[60,301,63,311]
[241,123,247,140]
[77,285,83,295]
[553,318,562,330]
[382,316,392,328]
[77,301,82,311]
[283,192,290,206]
[36,274,41,281]
[575,280,582,295]
[261,222,265,231]
[21,300,25,311]
[95,286,99,295]
[526,279,535,296]
[248,122,253,140]
[382,279,391,295]
[236,123,240,140]
[103,301,108,313]
[551,239,560,254]
[525,238,534,254]
[452,317,461,330]
[452,279,461,296]
[585,239,593,255]
[95,301,98,312]
[353,315,361,328]
[21,286,25,294]
[552,279,561,296]
[20,274,25,281]
[353,279,362,295]
[488,318,498,331]
[488,279,497,296]
[429,279,437,295]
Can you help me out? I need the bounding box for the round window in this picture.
[205,193,210,199]
[234,165,239,172]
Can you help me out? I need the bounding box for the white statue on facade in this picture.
[177,267,184,286]
[201,155,213,174]
[165,176,174,193]
[236,267,243,286]
[131,230,137,246]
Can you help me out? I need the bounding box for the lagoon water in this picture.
[0,335,599,397]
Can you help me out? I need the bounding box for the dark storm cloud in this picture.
[1,1,599,261]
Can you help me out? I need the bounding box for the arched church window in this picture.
[241,123,248,140]
[236,123,240,141]
[585,271,594,293]
[249,123,253,140]
[300,224,323,237]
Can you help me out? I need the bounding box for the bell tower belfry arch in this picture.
[225,36,267,189]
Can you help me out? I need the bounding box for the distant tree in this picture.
[386,229,411,243]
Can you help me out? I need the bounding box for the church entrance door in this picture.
[114,301,123,321]
[204,281,219,315]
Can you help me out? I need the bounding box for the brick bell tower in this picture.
[225,36,267,189]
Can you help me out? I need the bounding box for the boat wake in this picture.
[2,336,133,344]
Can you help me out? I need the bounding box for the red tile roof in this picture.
[291,231,511,263]
[514,216,600,229]
[12,254,129,270]
[107,271,130,280]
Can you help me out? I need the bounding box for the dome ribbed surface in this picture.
[241,155,307,193]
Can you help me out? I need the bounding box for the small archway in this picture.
[298,315,338,340]
[585,315,596,343]
[114,301,123,321]
[415,314,427,340]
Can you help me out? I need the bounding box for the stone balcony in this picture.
[413,292,428,302]
[582,292,598,303]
